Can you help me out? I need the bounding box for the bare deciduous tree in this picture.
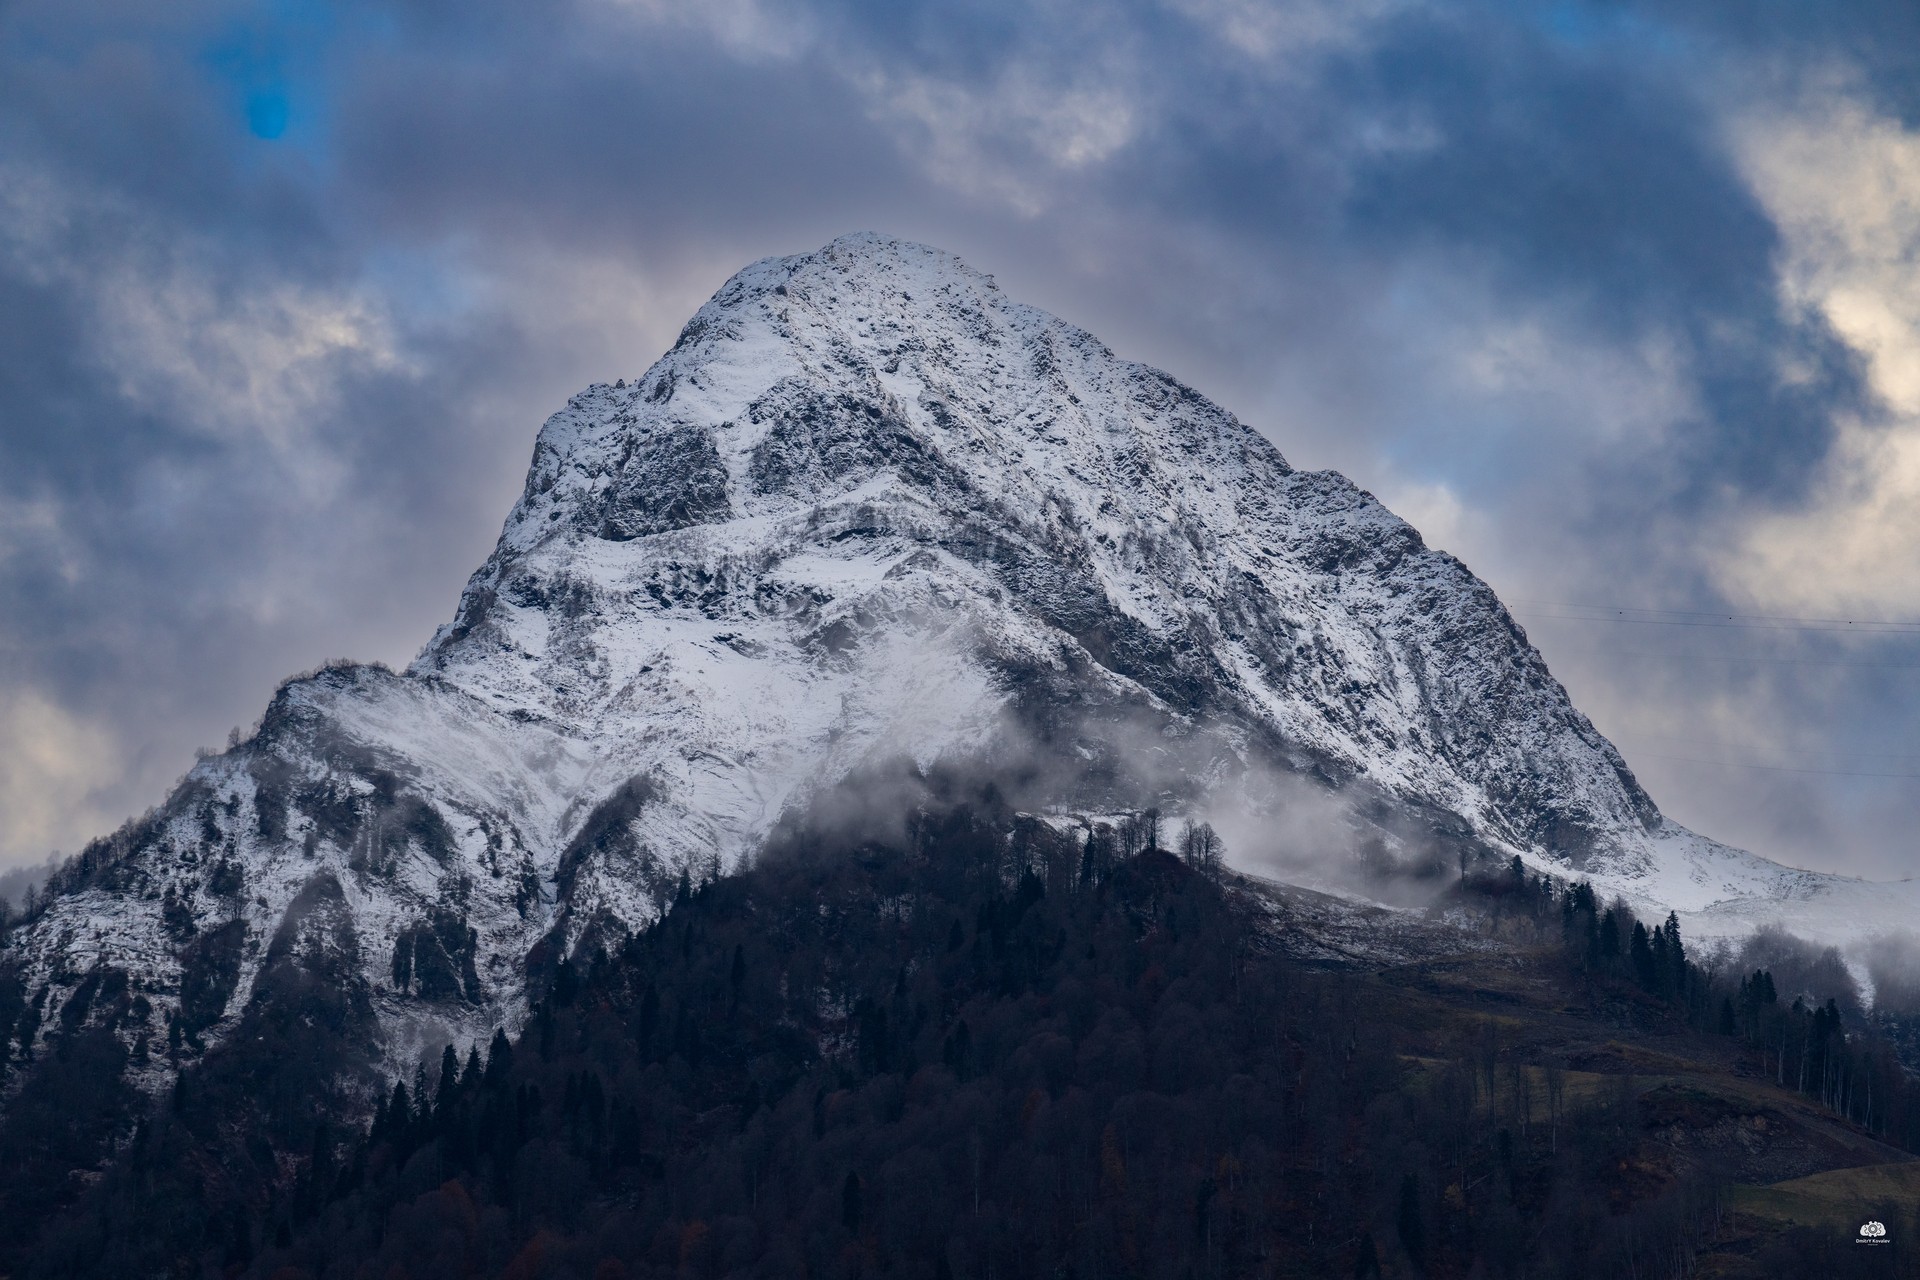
[1178,819,1224,876]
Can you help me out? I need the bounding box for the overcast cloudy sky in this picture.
[4,0,1920,879]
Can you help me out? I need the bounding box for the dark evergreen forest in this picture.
[2,793,1918,1278]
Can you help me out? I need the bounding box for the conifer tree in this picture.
[411,1062,431,1130]
[435,1044,459,1119]
[1598,908,1621,960]
[484,1027,513,1088]
[1397,1173,1425,1269]
[1640,922,1662,992]
[1663,912,1687,994]
[386,1080,410,1144]
[841,1171,863,1232]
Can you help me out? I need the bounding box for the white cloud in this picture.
[1721,90,1920,615]
[1451,314,1698,449]
[1160,0,1401,65]
[0,497,81,585]
[0,689,123,865]
[0,162,404,506]
[1374,477,1478,560]
[598,0,816,60]
[102,274,400,463]
[856,66,1139,216]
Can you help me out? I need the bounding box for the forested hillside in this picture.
[6,781,1913,1278]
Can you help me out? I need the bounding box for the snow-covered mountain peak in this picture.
[416,233,1658,880]
[13,233,1901,1100]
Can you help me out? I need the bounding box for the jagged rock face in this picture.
[1,234,1685,1095]
[419,233,1659,871]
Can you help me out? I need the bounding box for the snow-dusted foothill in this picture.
[3,233,1909,1106]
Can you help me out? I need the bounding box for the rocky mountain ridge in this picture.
[2,233,1905,1100]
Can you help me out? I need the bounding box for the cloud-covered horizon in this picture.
[4,0,1920,878]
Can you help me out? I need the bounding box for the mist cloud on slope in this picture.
[1859,931,1920,1016]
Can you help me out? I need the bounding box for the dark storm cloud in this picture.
[336,24,918,245]
[1335,13,1871,501]
[2,0,1918,876]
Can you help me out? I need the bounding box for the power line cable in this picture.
[1510,599,1920,635]
[1545,647,1920,669]
[1614,730,1920,763]
[1514,611,1920,636]
[1630,750,1920,781]
[1504,603,1920,776]
[1511,598,1920,627]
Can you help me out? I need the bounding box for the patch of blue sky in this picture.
[362,246,486,335]
[199,0,345,158]
[246,89,291,139]
[1531,0,1687,60]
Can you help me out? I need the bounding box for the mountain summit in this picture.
[0,234,1892,1088]
[419,231,1663,870]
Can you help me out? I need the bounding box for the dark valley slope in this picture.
[12,792,1919,1279]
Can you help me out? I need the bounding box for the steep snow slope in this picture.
[2,233,1905,1098]
[1609,823,1920,950]
[417,234,1663,879]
